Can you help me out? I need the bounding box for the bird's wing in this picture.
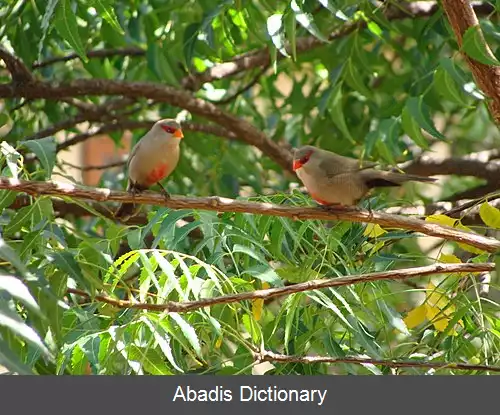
[319,154,379,178]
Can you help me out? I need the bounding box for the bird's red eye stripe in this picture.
[161,125,175,134]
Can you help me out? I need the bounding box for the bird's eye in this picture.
[161,125,175,134]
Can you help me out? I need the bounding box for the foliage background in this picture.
[0,0,499,375]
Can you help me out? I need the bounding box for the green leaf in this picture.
[152,251,186,301]
[146,43,179,86]
[0,275,41,315]
[343,59,371,97]
[284,10,297,61]
[328,83,355,144]
[317,0,337,14]
[88,0,124,34]
[20,137,57,177]
[433,67,469,106]
[291,0,329,43]
[183,23,200,69]
[38,0,59,60]
[0,237,31,278]
[48,251,92,292]
[169,313,202,358]
[401,107,430,149]
[0,302,51,359]
[0,337,34,375]
[267,14,289,57]
[462,26,500,66]
[1,142,21,179]
[128,345,171,375]
[141,316,184,373]
[405,97,445,140]
[53,0,87,61]
[479,201,500,229]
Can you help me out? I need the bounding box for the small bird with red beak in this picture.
[115,119,184,220]
[293,145,436,207]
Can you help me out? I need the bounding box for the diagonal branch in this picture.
[66,262,494,313]
[253,349,500,373]
[1,178,499,252]
[55,120,240,153]
[0,79,293,171]
[0,47,34,84]
[441,0,500,124]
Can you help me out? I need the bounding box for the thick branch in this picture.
[66,262,493,313]
[254,349,500,373]
[0,47,34,84]
[0,79,292,171]
[55,120,240,153]
[400,149,500,182]
[1,178,499,252]
[441,0,500,124]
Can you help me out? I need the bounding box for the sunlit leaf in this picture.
[479,201,500,229]
[462,25,500,66]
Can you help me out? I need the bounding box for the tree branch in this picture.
[0,79,292,171]
[1,178,499,252]
[55,120,240,153]
[400,149,500,182]
[253,349,500,373]
[441,0,500,124]
[181,1,495,90]
[66,262,493,312]
[0,47,34,84]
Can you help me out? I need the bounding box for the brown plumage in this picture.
[293,145,436,206]
[115,119,183,220]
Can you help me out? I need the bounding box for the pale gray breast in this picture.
[128,134,180,184]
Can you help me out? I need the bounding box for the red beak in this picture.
[292,160,302,171]
[173,128,184,139]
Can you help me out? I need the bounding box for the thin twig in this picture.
[215,64,271,105]
[65,263,494,312]
[254,349,500,373]
[32,47,146,69]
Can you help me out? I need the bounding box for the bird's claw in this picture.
[158,183,171,200]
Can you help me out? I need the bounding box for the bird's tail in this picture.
[115,181,143,221]
[363,170,437,189]
[114,202,137,221]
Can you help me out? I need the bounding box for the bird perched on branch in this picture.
[292,145,436,208]
[115,119,184,220]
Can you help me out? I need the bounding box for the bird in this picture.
[115,119,184,220]
[292,145,436,207]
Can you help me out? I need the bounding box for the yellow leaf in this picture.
[262,282,270,290]
[426,283,453,311]
[215,336,223,349]
[455,224,487,254]
[438,253,462,264]
[364,223,387,238]
[252,298,264,321]
[404,304,427,329]
[479,202,500,229]
[426,214,458,227]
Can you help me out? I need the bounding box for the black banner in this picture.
[0,376,494,414]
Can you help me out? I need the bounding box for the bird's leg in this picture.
[157,182,171,200]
